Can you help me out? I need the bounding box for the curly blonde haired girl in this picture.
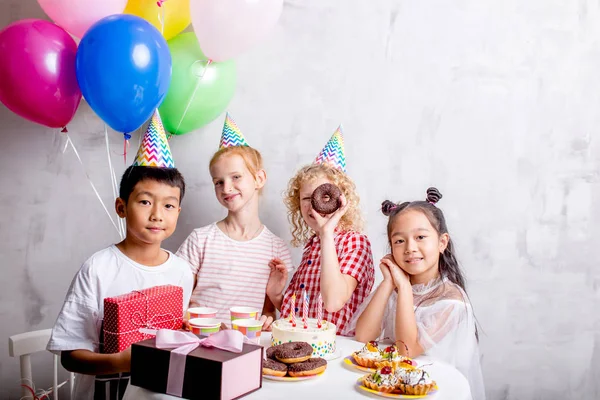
[265,129,375,336]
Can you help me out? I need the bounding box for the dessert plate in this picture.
[356,377,438,399]
[344,355,418,373]
[263,371,325,382]
[344,356,376,372]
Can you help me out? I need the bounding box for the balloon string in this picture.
[62,134,70,153]
[63,131,123,239]
[157,0,166,35]
[105,125,118,202]
[174,59,212,134]
[20,379,68,400]
[19,377,68,400]
[105,125,126,239]
[123,134,131,165]
[112,165,126,238]
[20,383,48,400]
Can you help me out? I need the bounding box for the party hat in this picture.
[219,113,250,148]
[314,125,346,172]
[132,110,175,168]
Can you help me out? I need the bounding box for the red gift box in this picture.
[103,285,184,353]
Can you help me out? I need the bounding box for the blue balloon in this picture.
[76,15,171,134]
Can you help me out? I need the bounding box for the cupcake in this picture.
[394,367,436,396]
[362,366,399,393]
[375,344,411,369]
[352,341,383,368]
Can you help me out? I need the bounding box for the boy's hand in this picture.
[312,194,348,238]
[117,347,132,372]
[259,315,274,331]
[266,259,288,300]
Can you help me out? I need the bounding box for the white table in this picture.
[124,333,472,400]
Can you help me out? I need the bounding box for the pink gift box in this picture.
[131,336,263,399]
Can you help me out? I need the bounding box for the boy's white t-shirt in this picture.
[46,245,194,400]
[177,223,293,325]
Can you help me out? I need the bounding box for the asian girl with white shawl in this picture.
[351,188,485,400]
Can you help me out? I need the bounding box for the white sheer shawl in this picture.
[349,277,486,400]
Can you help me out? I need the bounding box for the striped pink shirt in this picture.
[176,223,293,325]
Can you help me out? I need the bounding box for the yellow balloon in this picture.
[124,0,190,41]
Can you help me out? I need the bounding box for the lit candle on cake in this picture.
[290,293,296,327]
[317,293,323,328]
[302,289,308,329]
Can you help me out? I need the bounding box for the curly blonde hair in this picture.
[284,163,364,247]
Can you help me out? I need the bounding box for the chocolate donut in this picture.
[262,359,288,377]
[274,341,314,364]
[266,345,278,360]
[311,183,342,214]
[287,357,327,377]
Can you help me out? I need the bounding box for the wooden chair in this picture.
[8,329,75,399]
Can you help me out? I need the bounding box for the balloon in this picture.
[159,33,236,135]
[0,19,81,128]
[37,0,127,38]
[124,0,191,41]
[76,15,172,134]
[190,0,283,62]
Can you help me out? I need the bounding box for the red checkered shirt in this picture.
[280,230,374,336]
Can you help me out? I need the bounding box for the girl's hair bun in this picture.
[426,187,443,205]
[381,200,398,216]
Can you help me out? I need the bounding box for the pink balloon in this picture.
[0,19,82,128]
[37,0,127,38]
[190,0,283,62]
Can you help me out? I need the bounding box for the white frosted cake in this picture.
[271,318,337,358]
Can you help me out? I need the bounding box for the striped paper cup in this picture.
[187,307,218,319]
[229,306,260,324]
[232,318,263,343]
[189,318,221,337]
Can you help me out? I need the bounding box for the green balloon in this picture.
[159,33,237,135]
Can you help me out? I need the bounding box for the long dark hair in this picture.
[382,187,479,338]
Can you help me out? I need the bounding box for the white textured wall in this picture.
[2,0,600,399]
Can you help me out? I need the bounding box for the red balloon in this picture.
[0,19,81,128]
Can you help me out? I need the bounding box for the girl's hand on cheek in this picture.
[381,255,411,289]
[379,256,394,288]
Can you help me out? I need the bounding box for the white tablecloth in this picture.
[124,333,472,400]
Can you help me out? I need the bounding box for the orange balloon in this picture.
[124,0,190,40]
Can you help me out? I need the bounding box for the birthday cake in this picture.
[271,318,337,358]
